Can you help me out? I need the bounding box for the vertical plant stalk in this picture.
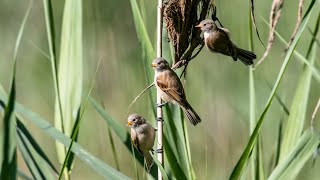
[42,0,66,134]
[248,3,261,180]
[156,0,163,179]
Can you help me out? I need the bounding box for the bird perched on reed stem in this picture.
[196,19,256,65]
[151,58,201,126]
[127,114,156,172]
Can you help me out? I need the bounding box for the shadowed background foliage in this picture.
[0,0,319,179]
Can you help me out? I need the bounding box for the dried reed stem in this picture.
[156,0,164,179]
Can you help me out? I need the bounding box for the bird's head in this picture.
[127,114,146,128]
[151,57,170,71]
[195,19,216,32]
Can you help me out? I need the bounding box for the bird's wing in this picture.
[217,27,236,58]
[219,27,230,37]
[131,129,143,155]
[156,70,186,104]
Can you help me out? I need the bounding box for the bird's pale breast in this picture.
[136,123,155,151]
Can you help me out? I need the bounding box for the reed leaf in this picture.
[3,98,130,179]
[18,169,34,180]
[279,43,316,161]
[129,0,156,110]
[230,1,315,178]
[0,69,17,180]
[88,96,155,177]
[279,0,318,160]
[17,119,58,176]
[54,0,83,177]
[0,0,33,176]
[268,129,320,180]
[163,105,190,179]
[17,125,55,180]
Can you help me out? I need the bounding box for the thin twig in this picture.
[284,0,304,53]
[256,0,284,67]
[171,41,204,70]
[127,83,155,114]
[250,0,266,48]
[180,63,189,79]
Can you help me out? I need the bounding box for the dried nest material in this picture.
[164,0,213,69]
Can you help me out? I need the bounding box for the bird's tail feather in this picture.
[236,47,256,66]
[144,152,154,172]
[182,102,201,126]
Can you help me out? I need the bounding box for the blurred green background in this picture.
[0,0,319,179]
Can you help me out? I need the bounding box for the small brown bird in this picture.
[127,114,156,172]
[151,58,201,126]
[196,19,256,65]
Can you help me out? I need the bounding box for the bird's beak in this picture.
[126,121,133,126]
[195,24,202,28]
[151,63,157,67]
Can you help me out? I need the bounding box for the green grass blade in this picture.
[305,10,320,59]
[265,24,320,83]
[279,2,318,159]
[279,45,316,161]
[230,2,315,178]
[249,66,263,180]
[107,126,120,171]
[153,157,169,180]
[249,3,265,178]
[59,57,101,178]
[42,0,66,137]
[273,110,285,170]
[98,83,121,171]
[129,0,156,110]
[16,120,58,175]
[18,168,34,180]
[182,112,196,179]
[1,100,56,179]
[163,105,191,179]
[261,6,320,83]
[42,0,57,58]
[54,0,83,175]
[0,0,32,172]
[42,0,68,175]
[129,0,155,65]
[163,135,188,179]
[6,99,130,179]
[17,127,54,180]
[265,81,290,115]
[58,108,81,179]
[88,96,158,177]
[65,115,80,172]
[0,64,17,180]
[268,129,320,180]
[89,96,131,142]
